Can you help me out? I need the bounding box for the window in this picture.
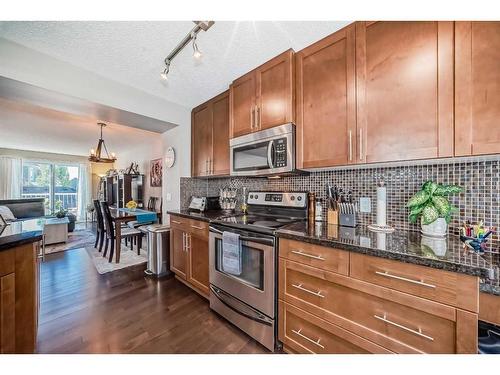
[22,161,80,215]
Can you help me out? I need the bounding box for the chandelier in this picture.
[88,122,116,163]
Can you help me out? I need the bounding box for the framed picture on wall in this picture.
[150,158,163,187]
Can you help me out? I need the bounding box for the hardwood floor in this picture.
[37,247,268,354]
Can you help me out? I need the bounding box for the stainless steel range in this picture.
[208,191,308,351]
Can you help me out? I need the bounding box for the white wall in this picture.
[161,116,191,222]
[114,137,163,206]
[0,38,189,127]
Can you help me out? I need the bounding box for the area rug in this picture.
[45,228,96,254]
[85,244,147,274]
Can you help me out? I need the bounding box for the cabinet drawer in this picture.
[188,219,209,237]
[280,259,458,353]
[279,301,392,354]
[279,239,349,275]
[169,215,190,229]
[350,253,479,312]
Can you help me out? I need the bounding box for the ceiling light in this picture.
[192,32,202,60]
[160,61,170,80]
[160,21,213,79]
[88,122,117,164]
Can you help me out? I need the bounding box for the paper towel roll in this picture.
[376,185,387,226]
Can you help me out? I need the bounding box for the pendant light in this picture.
[88,122,117,163]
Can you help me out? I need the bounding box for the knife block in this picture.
[327,209,338,226]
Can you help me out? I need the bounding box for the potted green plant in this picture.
[407,181,463,237]
[53,200,67,219]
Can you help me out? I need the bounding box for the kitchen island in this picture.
[0,219,43,353]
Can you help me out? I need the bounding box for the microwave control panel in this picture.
[273,138,287,168]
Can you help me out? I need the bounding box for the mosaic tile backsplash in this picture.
[180,157,500,247]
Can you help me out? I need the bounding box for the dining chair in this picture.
[100,201,143,262]
[93,199,106,252]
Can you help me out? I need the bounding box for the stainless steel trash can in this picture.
[145,224,171,277]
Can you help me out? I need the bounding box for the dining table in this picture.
[109,207,161,263]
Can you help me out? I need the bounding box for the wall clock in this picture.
[165,147,176,168]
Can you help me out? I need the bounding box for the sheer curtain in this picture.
[77,162,92,221]
[0,156,22,199]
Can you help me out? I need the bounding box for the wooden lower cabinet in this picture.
[278,239,479,354]
[279,301,392,354]
[170,227,187,280]
[169,215,210,298]
[187,232,210,296]
[0,242,39,353]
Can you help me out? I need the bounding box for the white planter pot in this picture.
[421,217,448,237]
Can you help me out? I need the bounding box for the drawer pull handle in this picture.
[191,225,205,230]
[291,250,325,261]
[172,220,182,225]
[292,283,325,298]
[374,313,434,342]
[375,271,436,289]
[291,328,325,349]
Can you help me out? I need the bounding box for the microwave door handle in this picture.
[267,141,274,168]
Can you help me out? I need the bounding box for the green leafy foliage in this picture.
[407,180,463,225]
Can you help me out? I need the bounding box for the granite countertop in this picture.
[276,222,500,295]
[167,209,233,223]
[0,218,43,251]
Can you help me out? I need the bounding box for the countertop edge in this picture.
[276,231,490,279]
[0,230,43,251]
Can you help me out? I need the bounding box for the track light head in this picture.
[160,61,170,80]
[192,32,203,60]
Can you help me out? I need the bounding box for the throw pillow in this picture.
[0,206,16,221]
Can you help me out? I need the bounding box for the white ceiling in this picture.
[0,21,350,109]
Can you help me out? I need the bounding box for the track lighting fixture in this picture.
[160,21,213,79]
[192,32,202,60]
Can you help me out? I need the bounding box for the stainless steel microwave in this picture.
[230,123,295,177]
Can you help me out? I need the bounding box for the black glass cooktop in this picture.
[212,214,305,235]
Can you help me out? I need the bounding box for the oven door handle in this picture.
[210,285,273,326]
[209,226,275,246]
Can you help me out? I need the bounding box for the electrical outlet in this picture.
[360,197,371,213]
[166,193,172,201]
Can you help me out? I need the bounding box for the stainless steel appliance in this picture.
[188,196,220,212]
[209,191,308,351]
[230,123,296,177]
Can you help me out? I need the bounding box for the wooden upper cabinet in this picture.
[230,49,295,138]
[256,49,294,130]
[455,22,500,156]
[356,21,454,163]
[296,24,356,169]
[192,103,213,177]
[230,72,256,138]
[191,90,230,177]
[211,91,230,176]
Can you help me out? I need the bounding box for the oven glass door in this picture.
[214,236,264,290]
[209,229,275,317]
[232,140,271,172]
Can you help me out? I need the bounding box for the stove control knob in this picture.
[297,196,302,201]
[290,195,295,201]
[254,194,259,200]
[249,194,254,199]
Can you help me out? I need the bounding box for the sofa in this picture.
[0,198,76,232]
